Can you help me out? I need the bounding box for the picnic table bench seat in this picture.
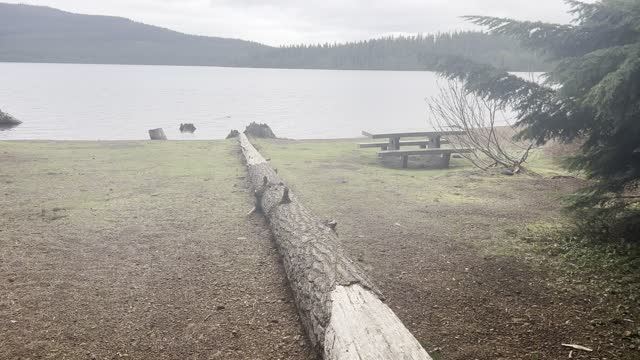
[378,148,474,169]
[378,147,473,156]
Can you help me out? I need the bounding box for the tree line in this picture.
[248,32,550,71]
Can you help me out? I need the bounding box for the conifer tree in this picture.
[436,0,640,212]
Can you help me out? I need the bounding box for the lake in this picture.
[1,63,458,140]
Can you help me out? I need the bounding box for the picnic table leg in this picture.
[428,136,444,168]
[441,153,452,168]
[402,155,409,169]
[428,136,441,149]
[389,137,400,150]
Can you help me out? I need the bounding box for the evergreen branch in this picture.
[435,55,553,102]
[565,0,607,21]
[435,55,575,144]
[584,43,640,123]
[462,15,576,58]
[550,44,634,87]
[567,0,640,26]
[463,6,640,58]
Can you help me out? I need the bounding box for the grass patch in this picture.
[523,221,640,291]
[0,140,249,229]
[253,138,518,212]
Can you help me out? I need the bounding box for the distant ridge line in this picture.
[0,2,550,71]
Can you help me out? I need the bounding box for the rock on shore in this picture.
[244,122,276,138]
[0,109,22,128]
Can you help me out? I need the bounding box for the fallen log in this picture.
[239,133,432,360]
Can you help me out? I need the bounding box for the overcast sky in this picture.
[4,0,577,45]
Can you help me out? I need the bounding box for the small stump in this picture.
[179,123,196,133]
[149,128,167,140]
[0,109,22,129]
[244,122,276,138]
[226,129,240,139]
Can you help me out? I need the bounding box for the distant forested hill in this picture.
[250,33,550,72]
[0,3,270,66]
[0,3,549,71]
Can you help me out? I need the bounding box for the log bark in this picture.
[239,133,432,359]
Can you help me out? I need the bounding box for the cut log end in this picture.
[148,128,167,140]
[324,284,432,360]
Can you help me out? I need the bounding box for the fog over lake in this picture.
[0,63,529,140]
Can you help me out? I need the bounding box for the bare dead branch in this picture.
[427,81,537,172]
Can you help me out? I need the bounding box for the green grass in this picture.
[0,140,248,229]
[253,138,567,212]
[525,148,574,177]
[253,138,567,247]
[523,220,640,294]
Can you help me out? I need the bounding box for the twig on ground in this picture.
[561,344,593,352]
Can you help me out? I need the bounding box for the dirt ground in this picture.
[2,139,639,360]
[0,141,313,360]
[254,138,640,360]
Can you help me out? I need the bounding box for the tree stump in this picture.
[239,133,432,360]
[148,128,167,140]
[244,122,276,138]
[226,129,240,139]
[0,109,22,129]
[179,123,196,133]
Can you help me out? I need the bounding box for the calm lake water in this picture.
[1,63,456,140]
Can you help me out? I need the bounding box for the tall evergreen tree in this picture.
[436,0,640,211]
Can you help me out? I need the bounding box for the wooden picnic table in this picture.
[360,130,471,168]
